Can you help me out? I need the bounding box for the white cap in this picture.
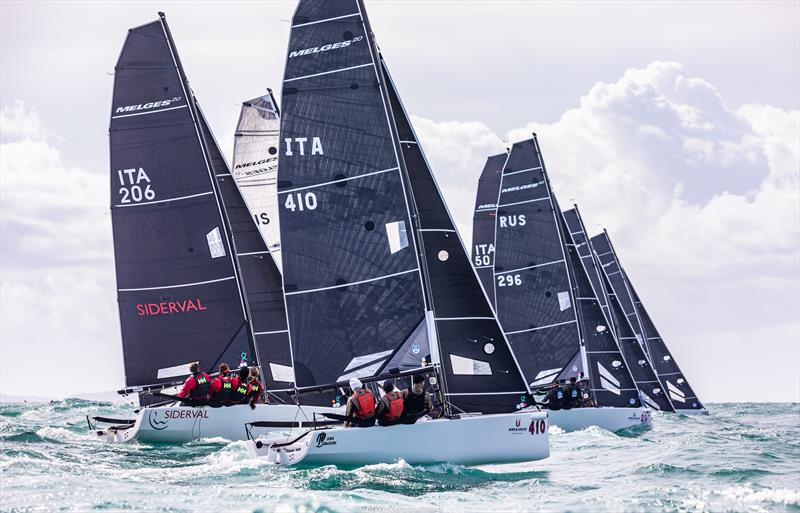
[349,377,363,390]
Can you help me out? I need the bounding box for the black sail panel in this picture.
[381,59,530,413]
[472,154,506,307]
[278,0,426,389]
[559,209,640,408]
[493,138,581,388]
[563,207,671,410]
[110,18,251,387]
[591,231,703,411]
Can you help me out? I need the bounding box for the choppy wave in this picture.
[0,402,797,512]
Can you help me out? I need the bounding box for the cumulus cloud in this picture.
[0,100,49,141]
[414,61,799,401]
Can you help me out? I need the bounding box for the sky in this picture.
[1,1,798,402]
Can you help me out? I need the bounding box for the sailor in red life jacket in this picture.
[244,366,264,410]
[177,362,211,403]
[208,363,236,406]
[227,367,251,406]
[345,377,376,428]
[375,381,404,426]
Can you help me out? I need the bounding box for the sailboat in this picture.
[472,138,651,432]
[89,13,339,444]
[590,230,707,413]
[245,0,549,466]
[563,206,674,413]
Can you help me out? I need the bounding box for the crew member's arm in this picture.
[177,377,194,398]
[424,392,433,413]
[344,396,358,427]
[374,397,387,419]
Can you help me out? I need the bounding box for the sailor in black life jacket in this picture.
[208,363,235,406]
[227,367,252,406]
[245,366,263,409]
[177,362,211,402]
[542,380,566,411]
[562,376,581,410]
[345,377,376,428]
[375,381,404,427]
[401,374,433,424]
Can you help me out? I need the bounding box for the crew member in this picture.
[578,374,594,407]
[402,374,433,423]
[375,381,404,427]
[563,376,581,410]
[228,367,251,405]
[541,380,565,410]
[208,363,235,406]
[345,377,376,428]
[245,366,263,409]
[177,362,211,402]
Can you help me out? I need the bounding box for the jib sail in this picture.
[109,14,255,390]
[471,154,506,308]
[564,206,666,409]
[232,93,283,271]
[591,231,705,412]
[278,0,530,413]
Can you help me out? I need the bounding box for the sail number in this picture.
[117,167,155,204]
[284,192,318,212]
[473,243,494,267]
[497,274,522,287]
[253,212,270,225]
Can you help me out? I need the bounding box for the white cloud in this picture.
[0,99,48,141]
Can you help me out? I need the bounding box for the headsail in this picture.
[109,14,255,390]
[277,0,530,413]
[591,231,705,412]
[564,207,669,410]
[232,93,283,271]
[472,154,506,308]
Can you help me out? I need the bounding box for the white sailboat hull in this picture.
[90,403,341,443]
[545,406,651,432]
[246,411,550,467]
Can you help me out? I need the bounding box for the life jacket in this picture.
[210,374,233,403]
[189,372,210,400]
[229,380,250,404]
[247,379,262,403]
[352,390,375,419]
[381,392,404,421]
[403,389,426,416]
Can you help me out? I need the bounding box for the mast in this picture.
[158,12,261,368]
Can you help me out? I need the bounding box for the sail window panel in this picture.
[292,0,361,28]
[254,331,294,388]
[110,123,214,203]
[237,258,287,334]
[285,17,370,81]
[502,138,543,175]
[497,168,549,207]
[437,320,526,394]
[284,272,425,388]
[269,363,295,384]
[279,68,396,189]
[506,323,582,387]
[422,231,494,318]
[450,354,492,376]
[112,197,236,290]
[117,280,250,386]
[206,227,226,258]
[385,221,409,254]
[495,265,575,334]
[279,173,418,293]
[493,203,564,272]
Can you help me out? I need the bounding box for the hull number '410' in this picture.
[117,167,155,204]
[497,274,522,287]
[284,192,318,212]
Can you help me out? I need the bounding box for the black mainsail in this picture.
[591,231,705,412]
[564,207,673,412]
[472,154,506,308]
[491,137,641,407]
[278,0,530,414]
[110,14,257,391]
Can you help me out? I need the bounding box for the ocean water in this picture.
[0,401,797,513]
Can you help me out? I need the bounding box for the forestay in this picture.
[564,207,670,411]
[472,154,506,308]
[278,0,530,414]
[591,231,705,412]
[109,14,256,391]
